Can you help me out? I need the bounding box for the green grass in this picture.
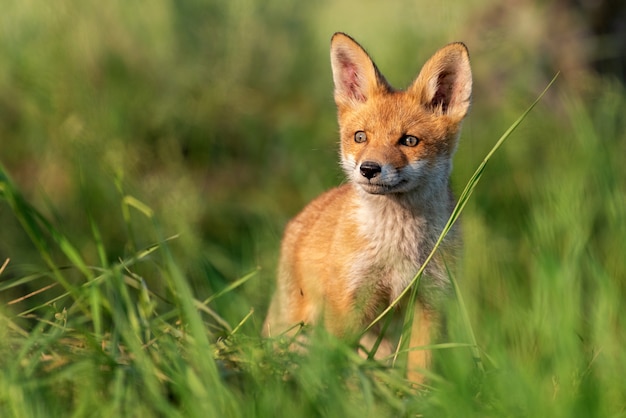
[1,0,626,417]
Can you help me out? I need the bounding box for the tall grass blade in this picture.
[202,267,259,305]
[447,260,486,372]
[364,73,560,366]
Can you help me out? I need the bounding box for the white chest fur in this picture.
[347,189,451,309]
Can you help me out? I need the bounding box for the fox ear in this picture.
[410,43,472,121]
[330,33,390,108]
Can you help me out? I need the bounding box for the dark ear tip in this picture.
[330,32,366,51]
[331,32,352,42]
[448,42,470,59]
[453,41,468,50]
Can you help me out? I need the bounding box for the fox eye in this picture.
[354,131,367,143]
[400,135,419,147]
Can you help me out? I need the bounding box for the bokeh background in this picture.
[1,0,625,345]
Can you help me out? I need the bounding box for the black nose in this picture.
[360,161,382,179]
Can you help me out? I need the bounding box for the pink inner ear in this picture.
[337,53,367,102]
[430,71,454,112]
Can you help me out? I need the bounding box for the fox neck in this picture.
[354,181,453,257]
[350,183,454,309]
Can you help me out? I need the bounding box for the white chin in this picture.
[358,183,397,195]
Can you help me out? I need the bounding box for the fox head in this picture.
[330,33,472,198]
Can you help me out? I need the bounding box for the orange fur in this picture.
[264,33,472,383]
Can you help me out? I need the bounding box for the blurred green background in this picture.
[2,0,626,415]
[1,0,625,387]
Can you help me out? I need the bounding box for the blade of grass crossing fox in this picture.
[390,74,560,368]
[389,75,560,368]
[393,271,420,372]
[366,310,394,360]
[364,73,559,334]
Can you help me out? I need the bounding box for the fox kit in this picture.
[264,33,472,382]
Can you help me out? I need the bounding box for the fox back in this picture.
[264,33,472,382]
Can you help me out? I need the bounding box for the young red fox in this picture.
[264,33,472,382]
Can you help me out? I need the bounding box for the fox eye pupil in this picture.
[354,131,367,143]
[401,135,419,147]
